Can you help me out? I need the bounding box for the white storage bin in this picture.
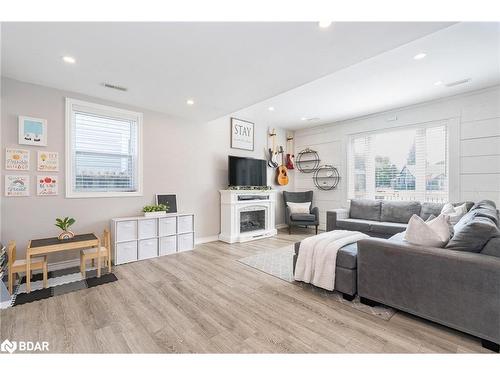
[116,220,137,242]
[159,217,176,236]
[138,238,158,260]
[159,235,177,256]
[178,215,194,233]
[138,219,157,239]
[115,241,138,264]
[177,232,194,252]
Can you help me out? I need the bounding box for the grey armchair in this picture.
[283,191,319,234]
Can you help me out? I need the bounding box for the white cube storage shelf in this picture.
[111,213,195,265]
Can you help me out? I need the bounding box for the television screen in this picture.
[228,156,267,187]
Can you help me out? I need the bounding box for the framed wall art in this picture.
[37,151,59,172]
[230,117,254,151]
[37,175,58,196]
[5,175,30,197]
[5,148,30,171]
[18,116,47,146]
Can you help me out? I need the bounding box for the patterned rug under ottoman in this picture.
[238,245,396,321]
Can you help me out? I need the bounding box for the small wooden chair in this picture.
[7,241,48,294]
[80,229,112,278]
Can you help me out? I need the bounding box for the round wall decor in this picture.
[313,165,341,190]
[295,148,320,173]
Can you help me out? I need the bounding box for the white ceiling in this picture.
[1,22,454,122]
[235,22,500,129]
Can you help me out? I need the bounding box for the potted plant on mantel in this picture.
[55,217,76,240]
[142,204,169,217]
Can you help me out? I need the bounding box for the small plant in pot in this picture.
[143,204,169,217]
[55,217,76,240]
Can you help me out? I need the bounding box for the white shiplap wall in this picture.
[293,85,500,230]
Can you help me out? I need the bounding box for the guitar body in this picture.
[268,148,278,168]
[277,165,289,185]
[267,129,279,168]
[276,145,289,185]
[286,153,294,169]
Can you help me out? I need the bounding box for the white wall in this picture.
[294,85,500,230]
[1,77,290,260]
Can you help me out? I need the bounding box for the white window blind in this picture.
[66,99,142,197]
[348,123,448,202]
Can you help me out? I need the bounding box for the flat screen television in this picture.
[228,156,267,187]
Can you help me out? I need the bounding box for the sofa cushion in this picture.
[336,218,372,232]
[420,202,444,221]
[381,200,421,223]
[291,213,316,222]
[349,199,381,221]
[370,221,407,235]
[446,213,500,253]
[470,200,498,224]
[336,243,358,270]
[482,236,500,258]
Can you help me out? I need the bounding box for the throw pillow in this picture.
[404,214,452,248]
[441,202,468,225]
[287,201,311,214]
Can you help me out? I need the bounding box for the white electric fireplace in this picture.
[219,189,277,243]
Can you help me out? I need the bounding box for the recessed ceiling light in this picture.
[268,106,275,111]
[62,56,76,64]
[318,21,332,28]
[413,52,427,60]
[186,99,194,106]
[434,81,443,86]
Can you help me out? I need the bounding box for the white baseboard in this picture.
[276,223,288,229]
[195,235,219,245]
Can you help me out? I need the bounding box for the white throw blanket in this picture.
[294,230,369,291]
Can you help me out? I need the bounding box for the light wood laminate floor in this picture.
[0,228,489,353]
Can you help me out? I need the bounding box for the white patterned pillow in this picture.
[404,214,452,248]
[441,202,468,225]
[287,202,311,214]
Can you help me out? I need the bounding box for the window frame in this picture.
[347,121,449,203]
[65,98,143,198]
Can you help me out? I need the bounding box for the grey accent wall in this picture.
[1,78,290,261]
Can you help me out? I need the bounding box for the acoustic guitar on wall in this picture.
[276,146,289,186]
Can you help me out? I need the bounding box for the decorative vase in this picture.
[144,211,167,218]
[58,230,75,240]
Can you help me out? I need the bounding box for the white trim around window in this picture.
[65,98,143,198]
[347,120,450,203]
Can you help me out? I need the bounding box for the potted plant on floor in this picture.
[55,217,76,240]
[142,204,169,217]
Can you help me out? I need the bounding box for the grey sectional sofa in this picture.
[292,198,500,351]
[357,200,500,352]
[327,199,473,238]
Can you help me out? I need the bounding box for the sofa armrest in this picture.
[311,206,319,223]
[326,209,349,232]
[357,238,500,343]
[285,206,291,225]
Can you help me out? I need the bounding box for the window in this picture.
[348,123,448,202]
[65,98,143,198]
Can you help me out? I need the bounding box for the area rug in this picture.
[238,245,396,321]
[8,267,117,307]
